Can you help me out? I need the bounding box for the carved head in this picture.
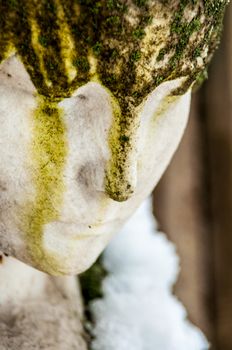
[0,1,227,274]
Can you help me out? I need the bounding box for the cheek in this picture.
[136,83,191,196]
[0,82,36,257]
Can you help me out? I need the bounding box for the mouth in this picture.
[31,219,122,276]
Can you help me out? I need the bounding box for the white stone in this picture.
[0,55,191,275]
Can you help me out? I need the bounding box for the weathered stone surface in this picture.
[0,255,87,350]
[0,1,228,275]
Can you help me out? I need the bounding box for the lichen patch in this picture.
[22,98,67,274]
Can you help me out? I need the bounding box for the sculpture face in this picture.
[0,1,227,274]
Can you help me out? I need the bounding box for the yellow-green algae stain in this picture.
[106,94,139,202]
[23,98,67,274]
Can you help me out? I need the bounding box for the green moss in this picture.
[193,68,208,90]
[132,27,146,40]
[131,50,142,62]
[0,0,227,99]
[155,0,228,88]
[105,94,135,202]
[92,41,103,56]
[38,35,48,48]
[79,257,107,345]
[73,56,90,72]
[79,257,107,305]
[23,97,67,274]
[133,0,148,7]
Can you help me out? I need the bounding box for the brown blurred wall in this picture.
[153,5,232,350]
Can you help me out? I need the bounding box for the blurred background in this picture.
[153,4,232,350]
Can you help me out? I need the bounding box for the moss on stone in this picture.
[105,93,136,202]
[22,97,67,274]
[79,256,107,346]
[0,1,228,99]
[79,257,107,306]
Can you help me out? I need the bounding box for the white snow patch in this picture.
[90,197,209,350]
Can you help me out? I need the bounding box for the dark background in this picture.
[153,4,232,350]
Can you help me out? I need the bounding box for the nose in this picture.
[60,82,139,202]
